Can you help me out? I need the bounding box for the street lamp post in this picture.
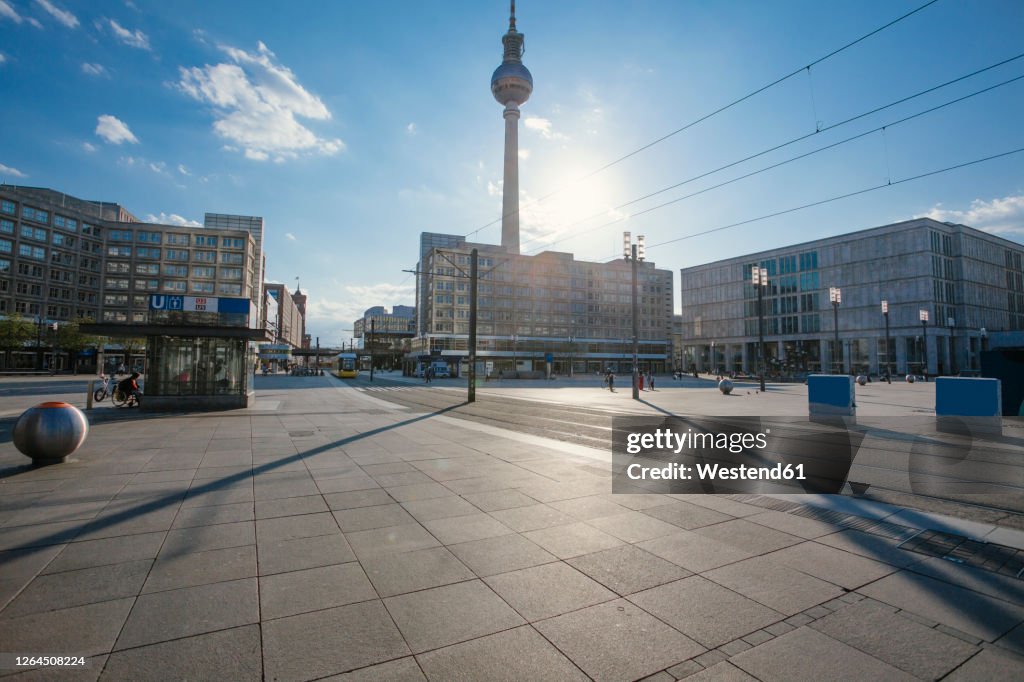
[881,300,892,383]
[829,287,842,374]
[919,309,929,380]
[752,267,768,391]
[624,232,644,401]
[947,316,957,375]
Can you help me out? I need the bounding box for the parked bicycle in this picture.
[93,375,117,402]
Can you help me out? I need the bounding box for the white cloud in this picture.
[406,122,417,135]
[142,212,201,227]
[0,1,22,23]
[0,162,27,178]
[0,53,6,64]
[34,0,77,28]
[285,232,297,241]
[518,149,530,160]
[106,18,150,49]
[27,17,41,28]
[177,163,190,176]
[306,282,416,342]
[148,161,167,175]
[523,116,567,141]
[177,41,344,162]
[95,114,138,144]
[81,141,97,152]
[81,62,106,77]
[921,194,1024,236]
[487,180,502,197]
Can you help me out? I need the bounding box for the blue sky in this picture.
[1,0,1022,345]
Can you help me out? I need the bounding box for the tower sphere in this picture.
[491,62,533,106]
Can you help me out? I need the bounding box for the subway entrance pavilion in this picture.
[84,294,270,410]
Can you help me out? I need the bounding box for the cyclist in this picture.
[118,372,143,408]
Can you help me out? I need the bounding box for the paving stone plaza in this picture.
[0,374,1022,680]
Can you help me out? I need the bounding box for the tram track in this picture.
[337,377,1024,522]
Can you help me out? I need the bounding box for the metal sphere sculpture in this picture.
[856,375,867,386]
[906,374,915,384]
[13,402,89,466]
[718,379,734,395]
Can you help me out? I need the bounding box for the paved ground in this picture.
[0,375,1022,680]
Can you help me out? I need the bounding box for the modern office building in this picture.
[0,185,266,369]
[678,217,1024,377]
[412,234,674,375]
[262,282,306,349]
[354,305,415,345]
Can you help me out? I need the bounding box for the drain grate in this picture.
[288,430,315,437]
[899,530,1024,578]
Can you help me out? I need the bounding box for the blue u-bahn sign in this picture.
[149,295,250,314]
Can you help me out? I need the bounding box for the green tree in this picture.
[54,319,102,375]
[0,314,34,368]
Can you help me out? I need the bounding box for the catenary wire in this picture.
[522,71,1024,254]
[462,0,944,240]
[520,54,1024,253]
[580,147,1024,261]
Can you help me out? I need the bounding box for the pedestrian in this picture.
[607,371,615,392]
[638,373,644,392]
[648,373,655,391]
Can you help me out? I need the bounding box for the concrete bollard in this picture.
[718,379,733,395]
[935,377,1002,437]
[13,402,89,466]
[808,375,856,423]
[87,380,95,410]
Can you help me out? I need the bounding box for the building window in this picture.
[194,250,216,262]
[166,249,190,261]
[219,267,242,280]
[20,225,48,241]
[191,281,215,293]
[218,283,242,295]
[105,278,130,290]
[0,259,10,273]
[194,235,217,246]
[107,246,132,257]
[137,231,162,243]
[166,233,190,245]
[137,247,161,259]
[135,279,159,291]
[0,219,13,234]
[0,200,15,215]
[219,252,243,264]
[107,262,131,273]
[102,311,128,322]
[22,206,49,224]
[191,266,215,278]
[19,245,46,260]
[104,294,129,306]
[162,264,188,277]
[222,238,245,249]
[163,280,187,292]
[0,239,11,253]
[108,229,133,241]
[135,263,160,275]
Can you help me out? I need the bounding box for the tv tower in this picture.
[491,1,533,254]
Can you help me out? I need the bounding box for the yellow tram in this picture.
[335,352,358,378]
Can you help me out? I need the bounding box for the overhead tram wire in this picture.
[462,0,945,241]
[521,53,1024,254]
[522,69,1024,254]
[581,147,1024,262]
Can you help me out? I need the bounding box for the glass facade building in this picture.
[679,218,1024,377]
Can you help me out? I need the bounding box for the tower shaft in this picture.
[502,103,521,254]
